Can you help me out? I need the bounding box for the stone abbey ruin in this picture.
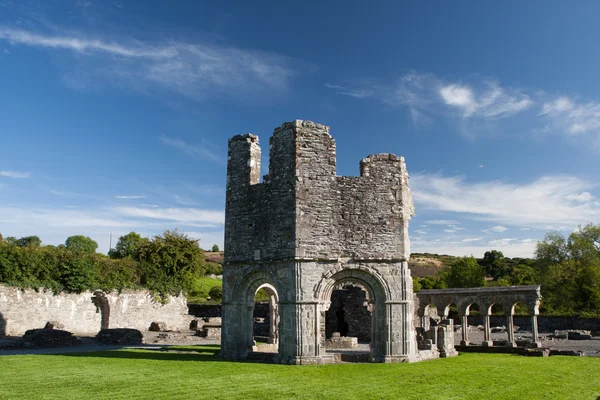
[220,120,545,364]
[221,120,420,363]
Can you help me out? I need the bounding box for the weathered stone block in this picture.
[96,328,143,345]
[22,328,81,348]
[149,322,167,332]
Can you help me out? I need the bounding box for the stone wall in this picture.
[224,120,413,264]
[0,284,189,336]
[326,286,372,342]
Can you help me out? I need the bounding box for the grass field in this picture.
[0,347,598,400]
[187,276,223,303]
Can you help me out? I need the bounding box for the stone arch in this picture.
[316,267,390,304]
[234,270,281,353]
[91,291,110,331]
[315,268,389,362]
[511,300,529,316]
[254,283,279,346]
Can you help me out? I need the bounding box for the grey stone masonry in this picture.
[221,120,422,364]
[0,284,189,336]
[417,286,542,348]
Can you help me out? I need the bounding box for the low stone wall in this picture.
[0,284,189,336]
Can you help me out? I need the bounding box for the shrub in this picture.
[208,286,222,301]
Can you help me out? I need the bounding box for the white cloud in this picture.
[324,83,374,98]
[439,84,477,115]
[540,97,573,115]
[0,170,31,178]
[114,195,145,199]
[540,95,600,136]
[461,237,482,242]
[411,237,536,258]
[443,229,457,233]
[0,27,294,99]
[183,231,224,251]
[412,173,600,229]
[414,229,428,235]
[488,238,518,246]
[439,81,533,118]
[478,164,484,168]
[566,192,594,202]
[328,72,533,126]
[114,206,224,227]
[425,219,460,225]
[0,28,174,57]
[160,135,223,164]
[484,225,509,233]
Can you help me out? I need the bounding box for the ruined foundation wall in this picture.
[0,284,188,336]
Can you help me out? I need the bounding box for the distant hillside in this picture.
[205,250,535,279]
[408,253,458,277]
[205,251,456,278]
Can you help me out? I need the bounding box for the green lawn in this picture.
[187,276,222,303]
[0,347,598,400]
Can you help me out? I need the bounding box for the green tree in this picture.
[111,232,148,259]
[536,224,600,316]
[480,250,511,280]
[4,236,18,245]
[444,256,486,288]
[65,235,98,254]
[211,244,220,252]
[16,236,42,247]
[138,230,205,298]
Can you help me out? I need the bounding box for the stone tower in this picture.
[221,120,418,364]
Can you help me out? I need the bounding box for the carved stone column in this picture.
[482,314,493,347]
[530,314,541,348]
[460,315,469,346]
[506,314,515,347]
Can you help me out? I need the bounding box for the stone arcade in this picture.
[221,119,442,364]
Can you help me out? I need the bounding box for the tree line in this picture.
[414,223,600,317]
[0,230,221,301]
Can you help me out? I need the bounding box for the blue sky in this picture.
[0,0,599,257]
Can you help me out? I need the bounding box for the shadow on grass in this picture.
[56,345,272,364]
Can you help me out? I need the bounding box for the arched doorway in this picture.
[316,268,390,362]
[252,284,279,352]
[325,283,372,343]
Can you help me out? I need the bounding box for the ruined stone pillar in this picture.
[506,315,515,347]
[531,315,541,348]
[482,314,493,347]
[460,315,469,346]
[420,316,429,332]
[221,302,252,360]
